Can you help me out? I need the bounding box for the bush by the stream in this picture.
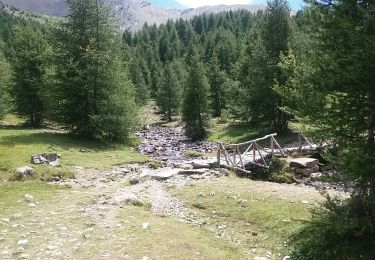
[251,157,295,183]
[290,195,375,259]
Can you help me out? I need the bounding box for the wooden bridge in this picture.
[216,132,319,174]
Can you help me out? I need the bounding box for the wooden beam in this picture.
[241,142,253,161]
[255,143,267,167]
[301,132,314,148]
[220,164,252,175]
[223,133,278,148]
[221,143,235,166]
[216,143,221,167]
[272,136,286,157]
[237,145,244,168]
[220,144,230,165]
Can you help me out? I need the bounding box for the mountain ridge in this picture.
[0,0,265,31]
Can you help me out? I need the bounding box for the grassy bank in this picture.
[0,115,148,181]
[173,175,322,257]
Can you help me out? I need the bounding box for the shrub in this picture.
[290,195,375,259]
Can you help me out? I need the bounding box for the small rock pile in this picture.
[31,153,61,167]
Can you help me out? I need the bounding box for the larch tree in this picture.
[238,0,291,131]
[208,55,227,117]
[0,44,11,119]
[182,45,210,140]
[53,0,137,141]
[156,61,184,121]
[11,25,51,127]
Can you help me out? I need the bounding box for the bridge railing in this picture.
[216,131,316,173]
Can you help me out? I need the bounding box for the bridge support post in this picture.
[217,143,221,168]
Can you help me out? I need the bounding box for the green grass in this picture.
[173,176,321,256]
[0,116,148,181]
[0,181,61,210]
[183,150,204,158]
[209,121,301,146]
[96,206,243,259]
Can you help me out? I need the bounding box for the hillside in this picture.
[0,0,265,31]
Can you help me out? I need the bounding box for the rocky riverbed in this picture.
[136,126,216,166]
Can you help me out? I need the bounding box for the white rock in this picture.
[283,256,291,260]
[47,245,59,251]
[24,194,33,202]
[1,218,9,223]
[19,253,29,259]
[12,213,23,219]
[142,223,149,229]
[17,238,28,245]
[28,203,36,207]
[301,200,309,204]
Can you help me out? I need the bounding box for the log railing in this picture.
[217,131,316,173]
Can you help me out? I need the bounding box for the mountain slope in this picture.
[0,0,265,31]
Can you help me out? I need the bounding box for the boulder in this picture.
[149,168,179,180]
[191,161,211,169]
[15,166,35,177]
[289,158,318,168]
[295,166,319,177]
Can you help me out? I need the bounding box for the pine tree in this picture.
[263,0,291,131]
[0,44,11,119]
[238,23,274,125]
[129,56,149,105]
[183,46,210,140]
[156,61,184,121]
[53,0,137,140]
[11,25,51,127]
[208,56,227,117]
[289,0,375,205]
[279,1,375,257]
[238,0,291,131]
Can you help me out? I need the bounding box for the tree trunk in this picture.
[168,108,172,122]
[368,91,375,200]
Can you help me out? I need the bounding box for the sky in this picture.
[150,0,305,11]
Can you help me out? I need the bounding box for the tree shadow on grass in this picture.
[0,130,132,151]
[211,123,299,146]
